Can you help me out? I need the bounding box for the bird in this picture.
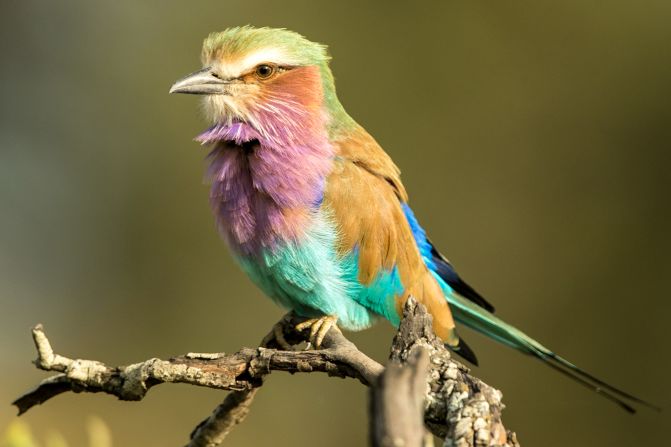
[170,26,654,413]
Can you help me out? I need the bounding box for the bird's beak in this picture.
[169,67,231,95]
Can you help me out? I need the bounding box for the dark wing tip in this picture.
[450,336,479,366]
[428,243,495,313]
[449,275,496,313]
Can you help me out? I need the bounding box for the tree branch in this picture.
[13,300,518,447]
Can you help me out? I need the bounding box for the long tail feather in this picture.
[435,274,657,412]
[540,355,637,413]
[545,352,660,411]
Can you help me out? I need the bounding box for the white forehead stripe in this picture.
[217,47,299,78]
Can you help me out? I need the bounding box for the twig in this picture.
[187,389,259,447]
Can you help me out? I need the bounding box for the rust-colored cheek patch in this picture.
[263,66,324,110]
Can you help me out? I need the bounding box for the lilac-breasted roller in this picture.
[169,26,653,412]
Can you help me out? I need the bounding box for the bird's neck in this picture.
[317,64,358,139]
[198,120,333,256]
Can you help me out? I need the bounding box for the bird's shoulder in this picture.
[329,124,408,201]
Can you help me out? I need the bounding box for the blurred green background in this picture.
[1,1,669,446]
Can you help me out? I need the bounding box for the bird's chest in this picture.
[207,141,327,255]
[231,211,367,323]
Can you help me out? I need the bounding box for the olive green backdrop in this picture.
[1,1,669,446]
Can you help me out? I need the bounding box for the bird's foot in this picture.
[260,320,293,350]
[295,315,338,349]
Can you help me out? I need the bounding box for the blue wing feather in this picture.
[401,204,495,312]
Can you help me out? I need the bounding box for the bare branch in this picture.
[13,301,518,447]
[13,320,382,416]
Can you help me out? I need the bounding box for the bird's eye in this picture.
[255,64,275,79]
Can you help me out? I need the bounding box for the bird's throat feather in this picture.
[197,69,333,255]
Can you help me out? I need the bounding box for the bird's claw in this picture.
[295,315,338,349]
[261,321,293,350]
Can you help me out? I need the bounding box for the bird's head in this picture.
[170,26,350,144]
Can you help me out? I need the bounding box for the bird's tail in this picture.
[442,284,658,413]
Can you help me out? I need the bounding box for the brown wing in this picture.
[323,125,457,344]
